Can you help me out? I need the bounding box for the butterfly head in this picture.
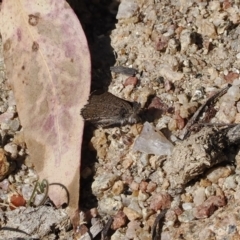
[121,101,141,125]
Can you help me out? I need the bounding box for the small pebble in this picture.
[116,0,138,19]
[125,220,141,239]
[139,181,148,192]
[206,166,233,183]
[111,211,127,230]
[0,179,9,191]
[92,173,118,197]
[21,184,34,201]
[33,193,46,206]
[146,181,157,193]
[98,197,123,216]
[111,229,126,240]
[193,187,206,206]
[0,148,13,181]
[123,76,138,87]
[149,192,171,211]
[223,175,237,190]
[133,122,174,156]
[112,180,124,195]
[205,185,216,197]
[9,118,20,132]
[193,195,226,219]
[182,202,193,211]
[123,207,142,221]
[178,209,195,223]
[4,143,18,159]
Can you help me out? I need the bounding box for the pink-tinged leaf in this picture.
[0,0,91,217]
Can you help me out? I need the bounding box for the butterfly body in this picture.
[81,92,141,127]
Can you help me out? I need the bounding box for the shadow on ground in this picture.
[67,0,119,211]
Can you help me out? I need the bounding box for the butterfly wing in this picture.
[81,92,139,127]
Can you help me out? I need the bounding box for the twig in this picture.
[101,217,113,240]
[49,183,70,206]
[152,209,168,240]
[110,66,138,76]
[0,226,31,237]
[180,84,231,139]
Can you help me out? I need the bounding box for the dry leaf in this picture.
[0,0,91,218]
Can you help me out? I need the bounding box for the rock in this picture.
[125,220,141,238]
[148,97,168,113]
[123,207,142,221]
[208,1,221,11]
[85,208,98,222]
[226,85,240,101]
[0,148,15,180]
[138,190,149,202]
[182,203,193,211]
[112,211,127,230]
[133,122,174,156]
[90,129,108,159]
[199,179,212,187]
[224,72,239,83]
[165,209,177,225]
[92,173,118,197]
[206,166,233,183]
[159,64,184,82]
[129,181,139,191]
[112,180,124,195]
[0,178,9,191]
[205,185,217,198]
[111,229,126,240]
[156,34,169,51]
[193,187,206,206]
[123,76,138,87]
[21,184,34,201]
[150,192,171,211]
[179,29,191,53]
[174,110,185,130]
[98,197,123,216]
[116,0,138,19]
[178,209,195,223]
[197,19,217,38]
[146,181,157,193]
[177,94,189,105]
[193,195,226,219]
[9,118,20,132]
[139,181,148,192]
[4,143,18,159]
[223,175,237,190]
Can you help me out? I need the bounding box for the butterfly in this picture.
[81,91,141,127]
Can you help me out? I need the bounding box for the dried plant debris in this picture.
[79,220,104,240]
[164,125,240,195]
[110,66,138,76]
[180,84,231,140]
[101,217,113,240]
[152,209,167,240]
[81,91,141,127]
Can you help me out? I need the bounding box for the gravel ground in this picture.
[1,0,240,239]
[80,0,240,239]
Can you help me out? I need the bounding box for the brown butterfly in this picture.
[81,91,141,127]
